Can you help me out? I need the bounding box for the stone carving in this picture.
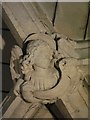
[10,45,23,84]
[10,33,83,104]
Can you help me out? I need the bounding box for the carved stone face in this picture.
[19,39,55,82]
[25,40,53,69]
[19,39,59,101]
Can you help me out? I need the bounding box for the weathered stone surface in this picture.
[77,58,89,76]
[64,91,88,118]
[34,105,53,118]
[2,2,89,119]
[8,32,88,118]
[10,33,59,103]
[54,2,88,40]
[38,2,56,23]
[2,2,55,47]
[1,31,88,118]
[2,94,42,118]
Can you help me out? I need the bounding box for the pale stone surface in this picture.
[34,105,53,118]
[2,94,52,118]
[2,2,89,118]
[1,31,87,118]
[10,33,59,104]
[1,32,88,118]
[54,2,88,40]
[2,2,55,47]
[38,2,55,23]
[33,58,82,100]
[10,45,23,84]
[10,32,87,104]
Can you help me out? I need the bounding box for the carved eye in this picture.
[29,60,31,63]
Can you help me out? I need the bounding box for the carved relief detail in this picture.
[10,33,83,104]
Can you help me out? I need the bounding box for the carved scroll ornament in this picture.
[10,33,83,104]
